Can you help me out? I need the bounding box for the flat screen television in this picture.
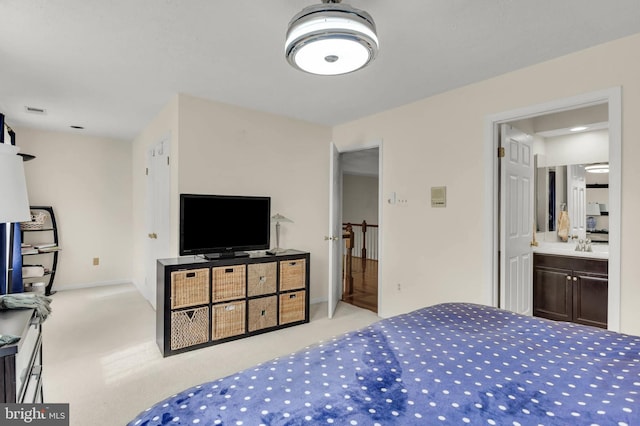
[180,194,271,259]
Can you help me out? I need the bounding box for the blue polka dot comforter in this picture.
[129,303,639,425]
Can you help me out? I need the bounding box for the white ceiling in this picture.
[2,1,640,141]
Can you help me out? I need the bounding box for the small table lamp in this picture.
[267,213,293,254]
[0,143,30,223]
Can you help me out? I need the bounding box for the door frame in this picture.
[484,87,621,331]
[328,139,383,317]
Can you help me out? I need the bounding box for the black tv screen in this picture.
[180,194,270,257]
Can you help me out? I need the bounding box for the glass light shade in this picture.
[271,213,293,223]
[285,3,378,76]
[293,37,372,75]
[0,144,30,223]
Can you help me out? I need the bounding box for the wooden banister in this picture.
[342,224,354,297]
[342,221,379,261]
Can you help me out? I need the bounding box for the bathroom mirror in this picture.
[535,157,609,242]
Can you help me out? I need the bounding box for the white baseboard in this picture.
[54,279,133,292]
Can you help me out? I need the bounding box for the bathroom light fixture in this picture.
[285,0,379,76]
[570,126,588,132]
[585,163,609,174]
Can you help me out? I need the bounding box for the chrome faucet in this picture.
[575,239,593,252]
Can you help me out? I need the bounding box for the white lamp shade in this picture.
[0,144,30,223]
[586,202,601,216]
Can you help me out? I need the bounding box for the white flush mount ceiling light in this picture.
[585,163,609,173]
[285,0,379,76]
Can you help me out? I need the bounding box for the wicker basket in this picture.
[212,301,246,340]
[171,306,209,350]
[248,296,277,332]
[212,265,246,302]
[247,262,277,297]
[20,211,47,231]
[279,290,306,325]
[279,259,306,291]
[171,268,210,309]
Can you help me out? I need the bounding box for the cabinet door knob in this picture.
[573,277,578,281]
[566,276,571,280]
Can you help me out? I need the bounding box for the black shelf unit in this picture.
[157,250,310,357]
[21,206,59,296]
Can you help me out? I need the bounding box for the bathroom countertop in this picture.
[532,241,609,260]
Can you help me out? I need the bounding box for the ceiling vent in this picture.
[24,106,47,115]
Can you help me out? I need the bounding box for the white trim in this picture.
[310,296,329,305]
[484,87,621,332]
[55,279,133,291]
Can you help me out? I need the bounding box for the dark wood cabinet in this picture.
[0,309,43,403]
[157,250,310,357]
[533,254,608,328]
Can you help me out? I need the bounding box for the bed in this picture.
[128,303,639,425]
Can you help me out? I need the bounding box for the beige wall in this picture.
[333,33,640,335]
[177,94,332,303]
[14,33,640,336]
[17,128,132,290]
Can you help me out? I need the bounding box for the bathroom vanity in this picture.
[532,243,608,329]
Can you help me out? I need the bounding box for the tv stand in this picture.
[157,250,310,357]
[204,251,250,260]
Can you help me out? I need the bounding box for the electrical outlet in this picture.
[93,257,100,266]
[397,283,401,292]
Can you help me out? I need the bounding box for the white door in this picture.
[567,164,586,240]
[500,124,534,316]
[145,138,171,309]
[327,143,342,318]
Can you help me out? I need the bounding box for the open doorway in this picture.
[341,148,379,313]
[328,142,382,318]
[486,88,621,331]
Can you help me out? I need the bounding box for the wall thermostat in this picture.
[431,186,446,207]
